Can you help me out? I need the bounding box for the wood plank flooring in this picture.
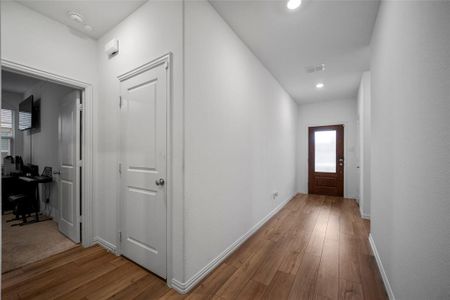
[2,194,388,299]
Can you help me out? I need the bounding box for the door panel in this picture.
[58,90,81,243]
[308,125,344,197]
[120,62,167,279]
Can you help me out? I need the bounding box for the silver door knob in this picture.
[155,178,165,186]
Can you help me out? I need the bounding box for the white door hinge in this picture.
[119,232,122,243]
[77,160,83,167]
[165,61,169,70]
[78,104,83,111]
[118,162,122,174]
[119,96,122,108]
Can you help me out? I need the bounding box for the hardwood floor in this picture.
[1,194,388,300]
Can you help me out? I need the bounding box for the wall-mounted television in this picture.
[32,98,41,131]
[19,96,41,132]
[19,96,33,130]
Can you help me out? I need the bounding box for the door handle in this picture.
[155,178,165,186]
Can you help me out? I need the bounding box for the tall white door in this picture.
[58,90,81,243]
[120,62,167,278]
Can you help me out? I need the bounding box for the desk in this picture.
[2,174,52,224]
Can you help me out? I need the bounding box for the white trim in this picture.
[116,53,174,283]
[94,236,118,254]
[1,59,90,88]
[360,208,370,220]
[368,234,395,300]
[171,193,297,294]
[117,53,171,82]
[1,58,95,248]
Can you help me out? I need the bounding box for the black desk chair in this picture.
[7,166,53,226]
[2,176,19,214]
[8,194,30,224]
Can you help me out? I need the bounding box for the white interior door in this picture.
[120,62,167,278]
[58,90,81,243]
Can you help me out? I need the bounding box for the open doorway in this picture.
[1,70,82,272]
[308,124,344,196]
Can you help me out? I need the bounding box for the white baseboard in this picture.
[359,205,370,220]
[94,236,118,255]
[360,210,370,220]
[171,193,297,294]
[361,214,370,220]
[368,234,395,300]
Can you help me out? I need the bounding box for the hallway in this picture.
[2,194,387,299]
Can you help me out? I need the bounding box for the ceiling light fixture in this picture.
[316,82,324,89]
[287,0,302,10]
[84,25,93,32]
[67,11,84,24]
[67,11,94,33]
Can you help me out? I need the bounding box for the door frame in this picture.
[1,59,95,247]
[303,121,350,197]
[116,53,173,284]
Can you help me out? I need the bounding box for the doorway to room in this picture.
[1,69,84,272]
[308,124,344,196]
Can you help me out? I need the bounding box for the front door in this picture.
[58,90,81,243]
[119,61,168,278]
[308,125,344,196]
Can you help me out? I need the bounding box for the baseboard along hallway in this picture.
[2,194,387,299]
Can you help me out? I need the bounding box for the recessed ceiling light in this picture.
[67,11,84,24]
[316,82,324,89]
[287,0,302,10]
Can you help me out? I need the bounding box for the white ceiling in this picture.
[16,0,147,39]
[210,0,380,103]
[2,71,43,95]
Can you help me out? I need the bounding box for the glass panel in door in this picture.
[314,130,336,173]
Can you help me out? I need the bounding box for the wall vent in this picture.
[305,64,326,73]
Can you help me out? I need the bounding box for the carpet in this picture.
[2,213,77,273]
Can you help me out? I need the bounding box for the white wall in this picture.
[22,82,75,217]
[370,1,450,299]
[2,91,24,157]
[1,1,98,85]
[184,0,298,282]
[96,0,185,283]
[296,99,358,199]
[357,72,371,218]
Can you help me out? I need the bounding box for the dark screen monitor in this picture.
[19,95,33,131]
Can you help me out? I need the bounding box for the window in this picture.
[1,109,14,155]
[314,130,336,173]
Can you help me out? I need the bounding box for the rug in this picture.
[2,213,77,273]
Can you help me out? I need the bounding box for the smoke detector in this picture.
[67,11,94,33]
[67,11,84,24]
